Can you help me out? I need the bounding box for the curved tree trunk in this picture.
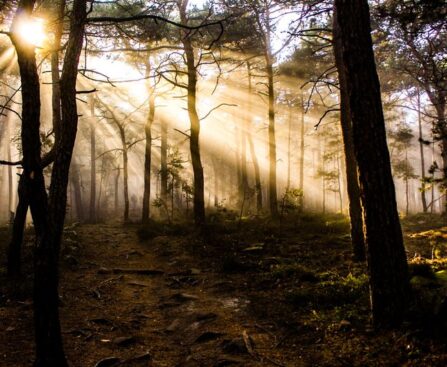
[7,0,65,276]
[180,1,205,226]
[33,0,87,364]
[334,0,409,328]
[10,0,69,363]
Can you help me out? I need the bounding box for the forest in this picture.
[0,0,446,366]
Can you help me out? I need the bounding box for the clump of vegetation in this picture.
[286,273,369,308]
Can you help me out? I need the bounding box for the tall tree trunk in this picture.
[7,122,13,219]
[7,0,65,277]
[33,0,86,364]
[405,179,409,216]
[247,62,262,213]
[334,0,409,327]
[121,136,129,222]
[417,90,428,213]
[299,93,305,211]
[9,0,67,363]
[180,1,205,226]
[333,7,366,261]
[437,102,447,214]
[235,115,242,201]
[337,153,343,213]
[287,105,292,191]
[261,5,279,219]
[431,124,436,213]
[266,55,278,218]
[160,119,168,204]
[96,156,105,221]
[321,138,326,215]
[241,107,248,204]
[89,97,96,223]
[142,60,155,223]
[50,0,64,147]
[211,156,219,206]
[114,168,120,215]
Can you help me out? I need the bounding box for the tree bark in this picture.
[70,160,84,222]
[7,0,65,278]
[417,90,428,213]
[247,62,262,213]
[89,97,96,223]
[33,0,86,364]
[7,121,13,219]
[286,105,292,191]
[299,93,305,211]
[115,168,120,215]
[142,60,155,223]
[241,107,248,204]
[120,128,129,222]
[211,156,219,207]
[333,6,366,261]
[180,1,205,225]
[7,174,27,277]
[436,102,447,213]
[160,119,168,204]
[235,115,242,202]
[334,0,409,328]
[10,0,68,363]
[266,55,278,218]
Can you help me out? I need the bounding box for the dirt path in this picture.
[2,220,447,366]
[59,224,304,367]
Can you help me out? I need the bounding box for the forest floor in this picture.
[1,213,447,366]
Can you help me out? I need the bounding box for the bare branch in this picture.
[200,103,237,121]
[0,159,21,166]
[314,108,340,129]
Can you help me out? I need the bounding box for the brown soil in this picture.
[1,216,446,366]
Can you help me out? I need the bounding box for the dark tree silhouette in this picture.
[334,0,410,327]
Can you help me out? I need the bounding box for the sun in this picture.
[13,15,46,48]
